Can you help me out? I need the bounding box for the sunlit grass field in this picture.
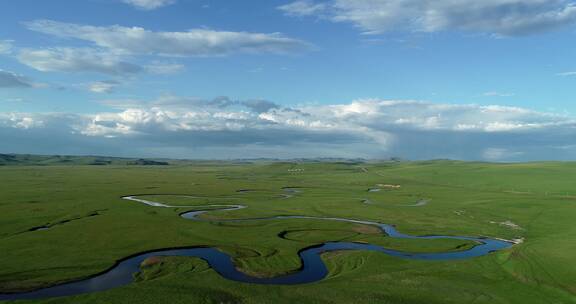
[0,160,575,303]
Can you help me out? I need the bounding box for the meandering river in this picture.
[0,194,514,301]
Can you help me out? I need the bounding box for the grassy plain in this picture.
[0,160,575,303]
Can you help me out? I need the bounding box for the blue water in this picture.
[0,195,513,301]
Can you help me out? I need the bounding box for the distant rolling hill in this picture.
[0,153,390,167]
[0,154,170,166]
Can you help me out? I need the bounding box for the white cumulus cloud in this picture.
[1,98,575,160]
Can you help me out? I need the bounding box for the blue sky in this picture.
[1,0,576,160]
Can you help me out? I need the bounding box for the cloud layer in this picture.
[25,20,312,57]
[17,47,143,76]
[89,80,121,94]
[0,70,33,88]
[14,20,310,76]
[279,0,576,35]
[0,40,13,54]
[122,0,176,10]
[1,98,574,160]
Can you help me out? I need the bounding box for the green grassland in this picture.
[0,160,575,303]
